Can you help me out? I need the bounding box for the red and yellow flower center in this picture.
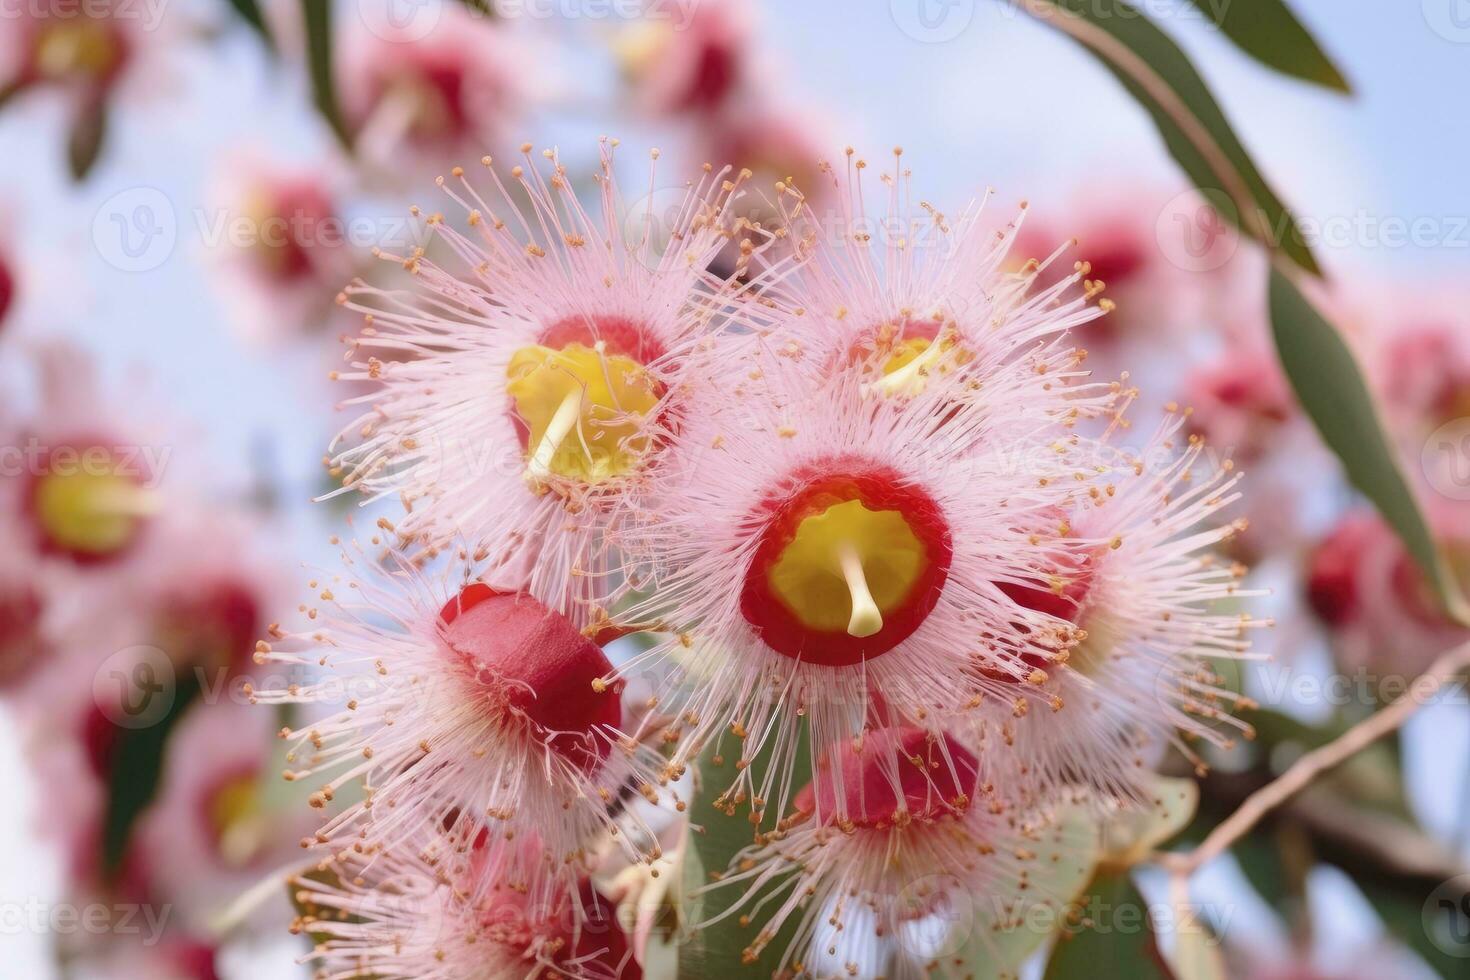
[438,583,622,771]
[25,440,154,563]
[994,543,1121,679]
[615,7,741,115]
[740,459,952,666]
[30,19,127,86]
[794,727,980,828]
[506,315,666,485]
[844,318,970,397]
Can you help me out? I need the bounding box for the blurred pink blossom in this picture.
[339,7,526,187]
[618,0,750,118]
[1306,508,1469,673]
[205,152,361,346]
[132,703,311,932]
[1011,183,1247,370]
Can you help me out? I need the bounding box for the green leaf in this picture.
[1099,776,1199,871]
[67,98,109,182]
[1367,888,1467,979]
[954,804,1103,980]
[1269,268,1469,624]
[101,673,203,877]
[678,725,811,977]
[300,0,352,151]
[1230,832,1290,910]
[1020,0,1319,275]
[223,0,276,52]
[1043,871,1168,980]
[1183,0,1349,92]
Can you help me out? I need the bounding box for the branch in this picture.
[1196,770,1468,895]
[1161,638,1470,878]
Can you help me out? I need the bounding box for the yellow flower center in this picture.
[209,774,267,867]
[1065,606,1122,678]
[34,23,121,83]
[767,499,928,637]
[505,341,662,484]
[858,325,969,397]
[32,466,152,558]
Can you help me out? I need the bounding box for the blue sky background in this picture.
[1,0,1467,975]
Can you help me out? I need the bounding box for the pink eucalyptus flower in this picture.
[761,148,1111,422]
[2,0,139,98]
[0,0,179,173]
[330,142,772,628]
[294,838,641,979]
[1009,183,1242,368]
[4,348,164,567]
[694,101,836,279]
[339,6,526,188]
[0,344,175,705]
[977,413,1263,806]
[131,702,314,931]
[702,726,1063,975]
[205,152,363,347]
[251,541,677,910]
[617,0,751,118]
[613,342,1114,820]
[1182,344,1296,465]
[1305,508,1468,674]
[1369,295,1470,478]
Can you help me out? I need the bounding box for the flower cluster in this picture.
[260,143,1261,977]
[0,342,306,975]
